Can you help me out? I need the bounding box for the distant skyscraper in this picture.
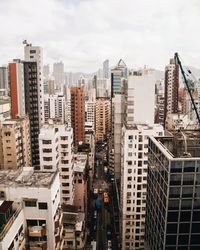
[43,64,50,78]
[164,58,179,126]
[103,59,109,79]
[53,61,65,89]
[0,66,8,90]
[24,43,44,125]
[95,97,110,142]
[146,131,200,249]
[111,59,128,96]
[70,86,85,147]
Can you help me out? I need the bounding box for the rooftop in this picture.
[0,167,58,188]
[153,130,200,158]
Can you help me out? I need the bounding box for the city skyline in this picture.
[0,0,200,72]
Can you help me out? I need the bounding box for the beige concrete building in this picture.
[0,116,31,170]
[95,97,111,142]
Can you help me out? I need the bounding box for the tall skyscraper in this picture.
[111,59,128,96]
[103,59,109,79]
[164,58,179,126]
[70,86,85,147]
[53,61,65,89]
[145,130,200,249]
[43,64,50,78]
[24,43,44,125]
[23,61,40,167]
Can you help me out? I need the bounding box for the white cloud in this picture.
[0,0,200,72]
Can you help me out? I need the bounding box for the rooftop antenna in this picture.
[22,40,31,46]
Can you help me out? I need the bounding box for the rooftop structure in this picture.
[0,167,57,188]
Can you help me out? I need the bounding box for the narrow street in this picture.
[89,141,119,250]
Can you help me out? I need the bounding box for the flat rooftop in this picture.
[155,130,200,158]
[0,167,58,188]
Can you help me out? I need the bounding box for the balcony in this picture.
[28,226,46,237]
[29,241,47,250]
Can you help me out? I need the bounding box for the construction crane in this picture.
[174,52,200,124]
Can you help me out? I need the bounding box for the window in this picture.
[43,157,52,161]
[42,140,52,144]
[43,148,52,153]
[38,202,48,210]
[30,49,36,54]
[24,200,37,207]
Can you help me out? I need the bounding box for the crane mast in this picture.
[174,52,200,124]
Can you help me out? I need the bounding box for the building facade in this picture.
[120,124,163,250]
[145,131,200,249]
[0,116,31,170]
[70,86,85,147]
[164,58,179,126]
[95,98,110,142]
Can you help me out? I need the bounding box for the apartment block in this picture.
[24,43,44,125]
[95,97,110,142]
[39,121,74,205]
[0,201,25,250]
[70,86,85,147]
[74,153,88,214]
[164,58,179,125]
[120,123,163,250]
[0,168,62,250]
[0,116,31,170]
[44,94,65,123]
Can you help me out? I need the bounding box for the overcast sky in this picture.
[0,0,200,72]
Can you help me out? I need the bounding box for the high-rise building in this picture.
[0,168,63,249]
[9,60,26,119]
[70,86,85,147]
[0,66,8,90]
[23,61,40,167]
[85,100,95,130]
[24,43,44,125]
[145,130,200,249]
[120,124,163,250]
[0,116,31,170]
[103,59,109,79]
[164,58,179,125]
[53,62,65,89]
[111,59,128,96]
[95,97,110,142]
[39,121,74,205]
[43,64,50,78]
[44,94,65,123]
[128,68,156,125]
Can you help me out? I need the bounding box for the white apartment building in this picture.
[0,201,25,250]
[85,100,95,129]
[39,122,74,205]
[44,94,65,123]
[24,43,44,125]
[128,69,156,125]
[120,123,163,250]
[0,168,62,250]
